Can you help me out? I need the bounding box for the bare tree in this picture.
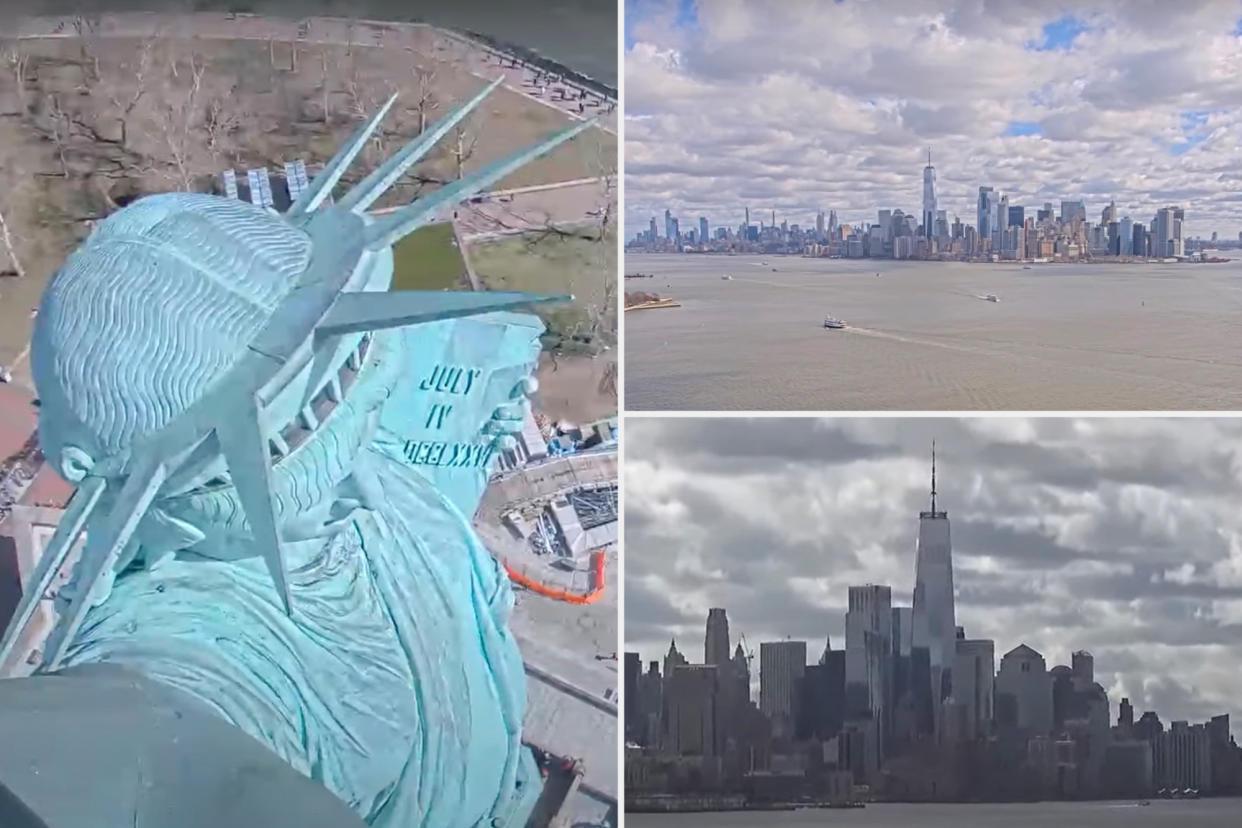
[319,48,331,123]
[412,65,438,135]
[153,52,206,191]
[452,124,477,180]
[48,94,71,178]
[72,16,101,85]
[203,91,241,167]
[4,48,28,114]
[106,36,155,149]
[0,207,25,278]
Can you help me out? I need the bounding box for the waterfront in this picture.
[624,254,1242,410]
[627,799,1242,827]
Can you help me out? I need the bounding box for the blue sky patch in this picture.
[1029,15,1087,51]
[626,0,699,50]
[1171,109,1214,156]
[1003,121,1043,137]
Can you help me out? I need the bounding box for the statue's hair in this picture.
[32,194,312,459]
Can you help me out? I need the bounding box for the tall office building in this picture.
[922,149,937,239]
[911,443,956,738]
[699,216,709,247]
[995,194,1009,247]
[625,651,642,742]
[1152,207,1186,257]
[666,664,718,756]
[1061,200,1086,225]
[664,208,674,241]
[1154,721,1213,792]
[816,210,825,238]
[994,644,1052,734]
[977,187,995,247]
[1008,205,1025,229]
[705,607,730,666]
[760,640,807,738]
[649,216,658,240]
[1101,201,1118,225]
[1120,217,1134,255]
[846,585,893,757]
[952,638,995,740]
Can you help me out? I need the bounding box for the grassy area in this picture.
[390,223,467,291]
[468,225,616,355]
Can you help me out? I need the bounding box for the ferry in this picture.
[823,316,846,329]
[985,294,999,303]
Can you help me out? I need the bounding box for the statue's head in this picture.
[32,193,313,483]
[5,79,596,672]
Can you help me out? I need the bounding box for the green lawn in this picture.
[391,222,467,291]
[468,226,616,355]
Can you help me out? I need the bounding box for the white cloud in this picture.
[625,417,1242,732]
[624,0,1242,237]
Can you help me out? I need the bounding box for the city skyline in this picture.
[626,418,1242,733]
[624,0,1242,239]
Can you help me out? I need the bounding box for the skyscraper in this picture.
[846,585,893,758]
[664,208,673,241]
[1060,200,1086,225]
[922,149,937,240]
[1102,200,1118,225]
[699,216,709,247]
[977,187,995,247]
[952,638,994,741]
[911,443,956,739]
[760,640,807,738]
[995,644,1052,734]
[705,607,730,666]
[649,216,658,240]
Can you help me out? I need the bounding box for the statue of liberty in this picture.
[0,78,598,827]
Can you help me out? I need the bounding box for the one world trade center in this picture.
[910,442,956,740]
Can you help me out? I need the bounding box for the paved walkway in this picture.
[10,12,616,134]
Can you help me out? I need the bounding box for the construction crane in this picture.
[737,632,755,668]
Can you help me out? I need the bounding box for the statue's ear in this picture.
[58,445,95,482]
[136,506,206,552]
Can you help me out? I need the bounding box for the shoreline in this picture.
[627,251,1230,265]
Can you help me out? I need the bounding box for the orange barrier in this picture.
[505,550,606,605]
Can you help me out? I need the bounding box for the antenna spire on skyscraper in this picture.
[927,147,932,166]
[930,440,937,513]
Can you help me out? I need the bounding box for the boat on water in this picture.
[1022,265,1033,270]
[875,272,881,277]
[823,316,846,329]
[721,274,733,280]
[985,294,999,302]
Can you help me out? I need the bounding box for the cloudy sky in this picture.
[624,0,1242,239]
[625,417,1242,732]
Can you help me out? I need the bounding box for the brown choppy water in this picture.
[627,799,1242,827]
[624,254,1242,411]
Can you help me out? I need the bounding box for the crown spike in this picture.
[363,116,600,251]
[43,455,169,670]
[287,92,399,216]
[0,475,106,669]
[315,289,570,340]
[215,395,292,615]
[338,77,505,214]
